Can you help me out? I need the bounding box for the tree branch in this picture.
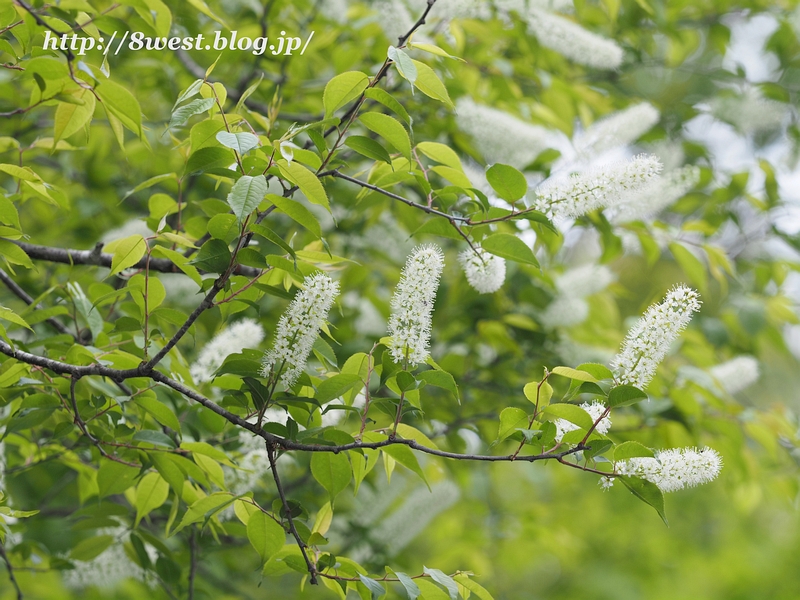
[0,541,22,600]
[267,443,317,584]
[11,241,261,278]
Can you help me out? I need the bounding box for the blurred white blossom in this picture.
[542,264,615,328]
[526,9,623,69]
[63,527,156,590]
[455,97,560,169]
[709,356,760,394]
[533,154,662,219]
[191,318,265,384]
[388,245,445,366]
[611,285,702,389]
[262,273,340,387]
[459,247,507,294]
[575,102,660,157]
[710,87,787,134]
[617,447,723,493]
[611,165,701,224]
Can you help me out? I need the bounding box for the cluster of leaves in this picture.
[1,0,800,599]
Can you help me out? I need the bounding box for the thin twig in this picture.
[0,541,23,600]
[266,443,317,585]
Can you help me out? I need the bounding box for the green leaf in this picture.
[395,572,421,600]
[364,88,412,126]
[410,60,454,108]
[389,46,417,87]
[133,430,177,448]
[619,476,668,525]
[216,131,261,154]
[135,472,170,526]
[151,246,202,286]
[227,174,268,225]
[277,161,330,210]
[614,441,655,462]
[250,223,297,258]
[416,141,462,170]
[189,239,231,273]
[70,535,114,561]
[247,511,286,565]
[576,363,614,380]
[359,574,387,599]
[523,380,552,407]
[172,79,204,110]
[107,234,146,275]
[173,492,234,534]
[96,78,143,138]
[486,163,527,202]
[266,194,322,237]
[316,373,363,404]
[311,452,351,499]
[0,240,33,269]
[453,575,494,600]
[135,397,181,432]
[169,97,215,129]
[381,444,429,489]
[607,385,648,407]
[423,567,459,600]
[207,213,239,243]
[417,370,459,400]
[541,404,593,430]
[54,87,95,144]
[409,42,464,62]
[185,147,236,175]
[345,135,393,165]
[0,306,33,331]
[497,407,528,443]
[481,233,538,267]
[551,366,598,382]
[359,112,412,162]
[669,242,708,296]
[150,453,186,497]
[323,71,369,118]
[98,460,140,499]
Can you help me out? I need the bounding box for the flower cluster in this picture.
[709,355,760,395]
[575,102,660,157]
[388,245,445,366]
[459,246,507,294]
[533,154,662,219]
[261,273,340,387]
[617,447,723,493]
[455,97,558,169]
[554,401,611,443]
[526,9,623,69]
[711,87,787,134]
[190,318,266,384]
[611,165,701,224]
[372,0,415,44]
[611,285,702,389]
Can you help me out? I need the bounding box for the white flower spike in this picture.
[261,273,340,387]
[617,447,723,493]
[611,285,701,390]
[388,244,445,366]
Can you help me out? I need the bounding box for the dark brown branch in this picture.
[11,241,261,278]
[320,170,469,222]
[0,268,76,340]
[267,443,317,585]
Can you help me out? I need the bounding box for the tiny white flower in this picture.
[611,285,702,390]
[611,165,700,224]
[617,447,723,493]
[534,154,662,219]
[388,245,445,366]
[459,247,507,294]
[554,401,611,443]
[261,273,340,387]
[191,318,266,384]
[599,476,614,490]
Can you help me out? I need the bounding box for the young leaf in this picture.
[134,472,170,526]
[541,404,593,430]
[323,71,369,118]
[359,574,387,599]
[247,511,286,565]
[422,567,459,600]
[410,60,454,108]
[388,46,417,87]
[216,131,261,154]
[227,174,268,225]
[169,97,215,129]
[614,441,655,462]
[497,407,528,443]
[619,476,668,525]
[359,112,412,162]
[607,385,648,407]
[108,234,146,275]
[277,161,330,210]
[551,366,598,383]
[481,233,539,267]
[266,194,322,237]
[311,452,351,499]
[395,572,422,600]
[364,88,412,126]
[345,135,393,165]
[417,370,459,400]
[316,373,363,404]
[486,163,527,202]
